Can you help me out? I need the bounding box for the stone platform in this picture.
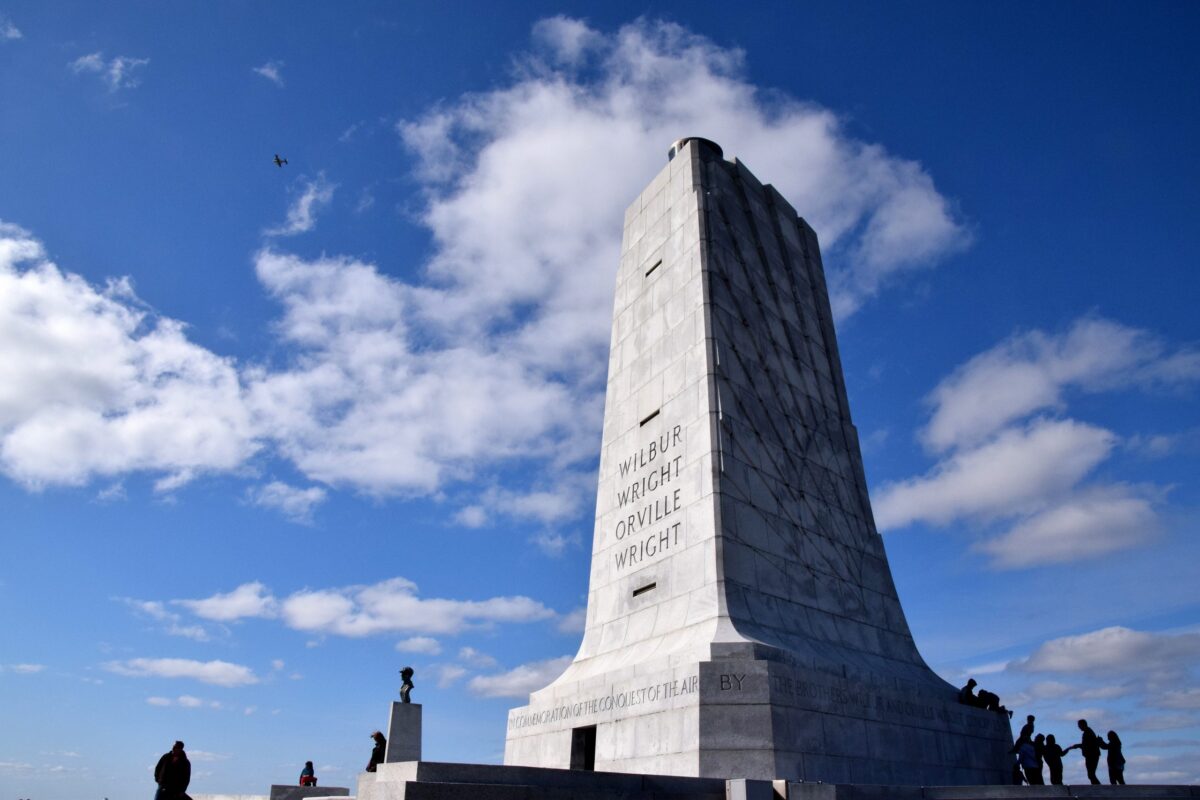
[356,761,1195,800]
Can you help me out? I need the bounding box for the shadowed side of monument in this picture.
[503,139,1014,784]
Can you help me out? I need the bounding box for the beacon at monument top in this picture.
[504,138,1013,784]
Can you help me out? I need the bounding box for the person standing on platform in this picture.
[1100,731,1126,785]
[366,731,387,772]
[1064,719,1103,784]
[1017,738,1043,785]
[153,740,191,800]
[1042,734,1066,785]
[299,760,317,786]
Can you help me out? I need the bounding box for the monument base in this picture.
[355,761,1194,800]
[385,702,422,763]
[505,653,1013,785]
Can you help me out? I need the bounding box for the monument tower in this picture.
[504,139,1012,784]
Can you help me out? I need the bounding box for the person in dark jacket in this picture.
[154,740,191,800]
[1064,719,1103,784]
[1099,731,1126,785]
[1042,734,1066,785]
[1017,739,1043,785]
[366,731,387,772]
[299,760,317,786]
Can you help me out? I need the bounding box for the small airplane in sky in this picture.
[273,154,288,167]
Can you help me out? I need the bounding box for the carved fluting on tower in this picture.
[504,140,1013,784]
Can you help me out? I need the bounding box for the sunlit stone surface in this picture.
[503,139,1013,784]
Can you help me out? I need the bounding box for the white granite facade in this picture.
[504,139,1013,784]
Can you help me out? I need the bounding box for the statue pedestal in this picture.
[384,702,422,763]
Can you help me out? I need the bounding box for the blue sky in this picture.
[2,2,1199,797]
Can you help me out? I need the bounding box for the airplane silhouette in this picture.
[274,154,288,167]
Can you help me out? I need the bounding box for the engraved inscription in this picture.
[507,674,700,730]
[719,673,746,691]
[612,424,686,571]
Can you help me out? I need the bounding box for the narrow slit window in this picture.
[632,582,657,598]
[645,259,662,277]
[639,409,660,427]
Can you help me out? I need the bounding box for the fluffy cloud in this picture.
[175,578,555,637]
[977,485,1158,569]
[923,318,1200,452]
[2,18,969,510]
[146,695,221,709]
[119,598,212,641]
[175,582,277,622]
[555,607,586,634]
[467,656,572,698]
[265,175,335,236]
[875,315,1192,569]
[1013,626,1200,678]
[252,60,284,87]
[0,223,257,489]
[105,657,259,687]
[69,52,149,91]
[874,418,1115,529]
[247,481,327,523]
[396,636,442,655]
[1,15,20,40]
[280,577,555,636]
[457,647,498,669]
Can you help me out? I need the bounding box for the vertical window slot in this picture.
[639,409,660,427]
[645,259,662,277]
[632,582,657,598]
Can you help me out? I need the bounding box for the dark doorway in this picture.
[570,724,596,771]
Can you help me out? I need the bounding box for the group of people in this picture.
[1011,714,1126,786]
[959,679,1128,786]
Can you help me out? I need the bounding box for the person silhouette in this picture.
[366,731,387,772]
[1017,737,1043,785]
[299,760,316,786]
[1099,730,1126,785]
[1010,714,1035,752]
[1064,719,1103,784]
[958,678,982,707]
[1042,733,1066,785]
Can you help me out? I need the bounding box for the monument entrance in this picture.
[503,138,1013,784]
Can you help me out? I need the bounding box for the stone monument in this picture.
[503,138,1013,784]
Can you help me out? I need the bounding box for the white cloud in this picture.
[1,15,21,40]
[279,577,555,637]
[1013,626,1200,677]
[271,659,285,671]
[2,663,45,674]
[265,175,335,236]
[252,60,285,87]
[396,636,442,655]
[454,505,488,528]
[433,664,467,688]
[146,696,172,706]
[69,52,149,91]
[105,657,259,687]
[923,318,1200,453]
[467,656,571,698]
[874,418,1115,529]
[556,607,586,634]
[0,18,970,508]
[457,647,498,669]
[175,582,278,622]
[1155,688,1200,709]
[977,484,1159,569]
[531,16,602,65]
[119,598,213,641]
[1130,713,1198,731]
[248,481,327,523]
[0,223,257,489]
